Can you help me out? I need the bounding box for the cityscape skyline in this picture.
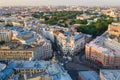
[0,0,120,7]
[0,2,120,80]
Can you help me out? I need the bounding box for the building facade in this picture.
[0,29,13,42]
[0,50,34,61]
[85,23,120,68]
[40,25,91,56]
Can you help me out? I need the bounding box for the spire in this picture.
[52,54,57,63]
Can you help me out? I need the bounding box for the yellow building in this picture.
[0,50,34,61]
[108,23,120,37]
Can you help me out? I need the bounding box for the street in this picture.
[52,43,99,80]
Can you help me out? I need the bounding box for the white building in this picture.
[40,27,55,43]
[54,30,90,55]
[34,39,53,60]
[40,25,91,55]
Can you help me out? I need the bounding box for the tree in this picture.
[0,41,5,45]
[33,11,83,26]
[76,17,113,37]
[70,20,76,25]
[96,23,102,30]
[80,19,87,24]
[5,23,13,27]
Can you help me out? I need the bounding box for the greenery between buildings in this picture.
[32,11,113,37]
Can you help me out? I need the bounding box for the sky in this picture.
[0,0,120,6]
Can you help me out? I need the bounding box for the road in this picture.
[52,42,99,80]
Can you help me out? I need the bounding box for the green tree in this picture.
[76,17,113,37]
[5,23,13,27]
[0,41,5,45]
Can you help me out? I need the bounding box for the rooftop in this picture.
[0,63,6,72]
[100,69,120,80]
[79,71,99,80]
[87,29,120,56]
[111,22,120,26]
[0,26,50,51]
[74,33,84,41]
[11,61,46,70]
[9,61,72,80]
[0,64,14,80]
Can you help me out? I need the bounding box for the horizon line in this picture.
[0,5,120,7]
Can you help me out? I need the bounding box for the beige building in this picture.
[76,14,90,20]
[0,49,34,61]
[108,23,120,37]
[0,41,52,61]
[85,23,120,68]
[0,29,13,42]
[0,28,52,60]
[12,21,24,27]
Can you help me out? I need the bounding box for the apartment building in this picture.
[0,29,13,42]
[40,25,91,56]
[0,49,34,61]
[0,27,52,61]
[85,23,120,68]
[107,22,120,37]
[54,31,86,55]
[0,40,52,61]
